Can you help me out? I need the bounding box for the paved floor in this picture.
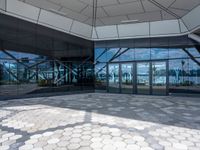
[0,93,200,150]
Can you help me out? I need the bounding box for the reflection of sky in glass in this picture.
[4,63,16,68]
[0,51,8,58]
[122,64,132,75]
[95,48,134,62]
[0,50,43,60]
[95,63,106,74]
[137,63,149,75]
[151,48,168,60]
[95,48,105,60]
[135,48,150,60]
[120,48,134,61]
[190,60,199,68]
[109,64,119,72]
[95,47,200,63]
[107,48,120,62]
[169,48,188,59]
[169,59,200,85]
[186,47,200,57]
[169,59,189,69]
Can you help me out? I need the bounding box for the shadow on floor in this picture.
[1,93,200,131]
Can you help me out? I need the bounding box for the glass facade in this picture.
[95,37,200,95]
[1,14,200,97]
[0,50,94,98]
[0,14,94,99]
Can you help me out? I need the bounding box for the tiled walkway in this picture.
[0,93,200,150]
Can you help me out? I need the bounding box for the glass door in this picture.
[108,64,119,93]
[152,61,167,95]
[121,63,133,94]
[137,62,150,94]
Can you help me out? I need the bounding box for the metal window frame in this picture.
[106,60,169,96]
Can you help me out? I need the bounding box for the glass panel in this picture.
[0,50,44,60]
[0,50,12,59]
[72,64,79,85]
[95,48,107,63]
[108,64,119,93]
[152,62,167,95]
[95,63,107,91]
[169,48,188,59]
[119,48,134,62]
[137,62,150,94]
[186,47,200,58]
[121,63,133,94]
[107,48,121,62]
[169,59,189,93]
[151,48,169,60]
[0,59,19,96]
[135,48,150,61]
[188,58,200,94]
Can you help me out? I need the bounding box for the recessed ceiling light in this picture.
[121,19,139,24]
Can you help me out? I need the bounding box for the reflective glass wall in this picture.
[0,50,94,98]
[0,14,94,99]
[95,36,200,95]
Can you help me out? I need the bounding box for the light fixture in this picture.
[121,19,139,24]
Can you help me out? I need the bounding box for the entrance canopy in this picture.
[1,0,200,40]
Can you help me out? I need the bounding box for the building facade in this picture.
[0,14,200,98]
[0,14,94,99]
[95,37,200,95]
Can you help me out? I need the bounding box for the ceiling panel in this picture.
[142,0,161,12]
[170,0,200,10]
[100,15,128,25]
[48,0,87,12]
[128,11,162,22]
[60,7,89,22]
[103,1,144,16]
[81,6,108,18]
[24,0,60,10]
[18,0,200,26]
[154,0,175,8]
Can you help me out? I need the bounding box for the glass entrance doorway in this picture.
[137,62,150,94]
[121,63,134,94]
[107,61,168,95]
[152,61,167,95]
[108,64,119,93]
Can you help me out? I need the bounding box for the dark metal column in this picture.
[63,62,67,85]
[106,63,109,93]
[69,63,72,84]
[133,62,137,94]
[166,60,169,95]
[119,63,122,93]
[150,62,153,95]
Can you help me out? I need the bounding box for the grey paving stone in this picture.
[0,93,200,150]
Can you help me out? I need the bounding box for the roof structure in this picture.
[1,0,200,40]
[19,0,200,26]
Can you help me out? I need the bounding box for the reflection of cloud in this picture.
[135,48,150,60]
[187,48,200,57]
[169,49,187,58]
[169,59,188,69]
[151,48,168,59]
